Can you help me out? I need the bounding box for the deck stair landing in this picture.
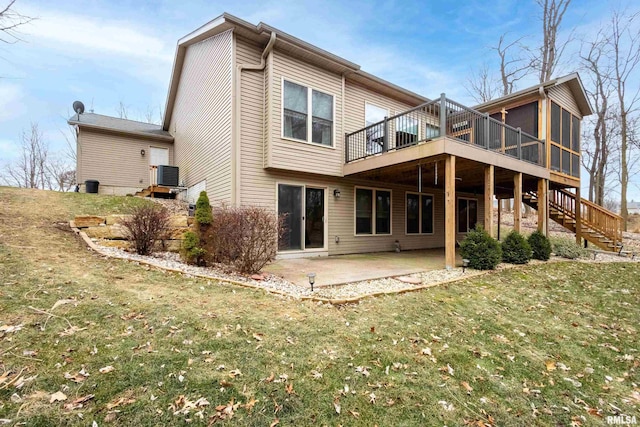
[523,189,625,253]
[134,185,174,199]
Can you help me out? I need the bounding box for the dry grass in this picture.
[0,187,638,426]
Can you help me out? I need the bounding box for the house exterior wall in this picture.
[169,29,233,205]
[264,48,345,176]
[235,36,482,256]
[76,128,173,195]
[547,85,583,119]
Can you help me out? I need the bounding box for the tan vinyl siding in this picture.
[344,81,416,135]
[169,29,233,204]
[77,129,173,188]
[236,36,270,206]
[267,50,344,176]
[238,166,482,255]
[548,85,582,119]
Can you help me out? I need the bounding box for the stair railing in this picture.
[552,189,623,248]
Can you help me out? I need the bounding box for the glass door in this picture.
[278,184,303,251]
[305,188,324,248]
[278,184,325,251]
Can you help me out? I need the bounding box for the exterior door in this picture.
[149,147,169,167]
[277,184,325,251]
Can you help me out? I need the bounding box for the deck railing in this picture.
[550,189,623,248]
[345,93,545,167]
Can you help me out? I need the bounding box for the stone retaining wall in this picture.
[73,214,193,252]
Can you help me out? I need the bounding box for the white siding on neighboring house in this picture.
[169,29,233,205]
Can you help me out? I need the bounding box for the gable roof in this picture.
[68,113,174,142]
[474,73,593,117]
[162,13,429,129]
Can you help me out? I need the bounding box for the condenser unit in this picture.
[157,165,179,187]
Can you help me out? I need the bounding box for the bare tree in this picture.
[494,34,534,96]
[3,123,48,188]
[535,0,573,83]
[580,30,617,206]
[116,100,130,120]
[610,10,640,230]
[46,155,75,191]
[466,63,500,103]
[0,0,33,44]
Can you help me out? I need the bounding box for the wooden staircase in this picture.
[134,185,173,198]
[522,189,625,253]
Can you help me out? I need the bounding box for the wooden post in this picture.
[514,173,522,233]
[537,179,548,235]
[497,197,502,241]
[484,165,494,237]
[575,186,581,245]
[445,155,456,269]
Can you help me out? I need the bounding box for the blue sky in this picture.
[1,0,638,200]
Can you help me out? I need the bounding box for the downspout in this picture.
[232,31,277,207]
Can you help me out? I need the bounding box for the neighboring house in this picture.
[629,202,640,215]
[69,12,624,266]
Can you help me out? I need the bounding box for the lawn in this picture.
[0,187,638,426]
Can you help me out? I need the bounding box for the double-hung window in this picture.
[355,187,391,235]
[283,80,333,146]
[406,193,433,234]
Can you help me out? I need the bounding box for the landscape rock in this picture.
[396,276,422,285]
[74,216,105,228]
[169,215,189,228]
[105,215,129,225]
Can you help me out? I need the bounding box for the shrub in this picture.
[550,236,588,259]
[195,191,212,226]
[528,230,552,261]
[121,204,170,255]
[501,230,532,264]
[202,204,285,273]
[459,226,502,270]
[181,230,206,266]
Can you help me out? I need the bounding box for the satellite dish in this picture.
[73,100,85,115]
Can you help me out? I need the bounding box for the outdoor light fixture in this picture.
[140,149,146,156]
[307,272,316,292]
[333,189,341,198]
[462,258,470,273]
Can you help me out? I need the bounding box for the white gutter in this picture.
[232,31,277,206]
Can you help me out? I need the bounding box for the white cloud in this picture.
[22,6,173,63]
[0,83,26,122]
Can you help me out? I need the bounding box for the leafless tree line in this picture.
[1,123,77,191]
[467,1,640,229]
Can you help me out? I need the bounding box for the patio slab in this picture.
[264,249,462,288]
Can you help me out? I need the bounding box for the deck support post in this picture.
[445,155,456,270]
[497,197,502,241]
[575,186,582,245]
[484,165,494,237]
[514,173,522,233]
[537,178,548,236]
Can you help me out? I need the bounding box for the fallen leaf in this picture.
[333,397,341,414]
[228,369,242,378]
[285,382,294,395]
[99,366,115,374]
[51,299,75,311]
[461,381,473,393]
[269,419,279,427]
[63,394,94,410]
[349,410,360,418]
[48,392,64,404]
[106,396,136,410]
[104,412,117,423]
[252,333,263,341]
[545,360,556,371]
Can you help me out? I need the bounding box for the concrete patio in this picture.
[264,248,462,288]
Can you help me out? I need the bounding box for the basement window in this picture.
[355,187,392,235]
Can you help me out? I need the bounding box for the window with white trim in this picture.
[457,198,478,233]
[355,187,391,235]
[283,80,333,146]
[406,193,434,234]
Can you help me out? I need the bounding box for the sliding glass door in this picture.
[278,184,325,252]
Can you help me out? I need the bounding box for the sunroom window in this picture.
[283,80,333,146]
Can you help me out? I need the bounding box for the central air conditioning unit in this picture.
[157,165,179,187]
